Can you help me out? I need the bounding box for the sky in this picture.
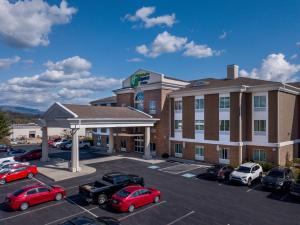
[0,0,300,110]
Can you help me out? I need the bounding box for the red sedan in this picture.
[110,185,161,212]
[6,183,66,211]
[0,165,38,185]
[14,149,42,162]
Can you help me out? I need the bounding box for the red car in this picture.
[14,149,42,162]
[0,164,38,185]
[110,185,161,212]
[6,183,66,211]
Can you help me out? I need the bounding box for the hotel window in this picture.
[253,149,266,161]
[219,120,230,132]
[219,148,229,160]
[254,120,266,134]
[195,98,204,111]
[174,120,182,130]
[150,143,156,152]
[195,146,204,160]
[106,136,109,145]
[219,97,230,110]
[175,143,183,157]
[174,100,182,112]
[195,120,204,132]
[134,92,144,111]
[254,96,266,111]
[120,140,126,148]
[149,100,156,114]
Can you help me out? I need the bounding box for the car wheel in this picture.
[0,179,6,185]
[55,193,63,201]
[154,196,160,203]
[128,204,135,213]
[98,194,107,205]
[27,173,34,179]
[20,202,29,211]
[247,178,252,187]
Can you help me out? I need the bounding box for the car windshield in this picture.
[237,166,251,173]
[13,189,25,196]
[267,170,284,178]
[117,189,131,198]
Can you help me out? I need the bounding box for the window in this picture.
[254,120,266,134]
[195,120,204,131]
[254,96,266,111]
[174,120,182,130]
[38,187,49,193]
[253,150,266,161]
[195,146,204,160]
[149,101,156,114]
[219,120,230,132]
[174,100,182,111]
[175,143,183,157]
[219,148,229,159]
[106,136,109,145]
[219,97,230,109]
[134,92,144,111]
[195,98,204,110]
[26,189,37,195]
[150,143,156,152]
[120,140,126,148]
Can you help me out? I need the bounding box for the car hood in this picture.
[262,176,282,184]
[231,171,250,178]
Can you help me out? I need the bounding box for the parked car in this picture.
[48,138,61,147]
[198,164,234,181]
[0,144,11,152]
[6,149,26,157]
[0,164,38,185]
[0,162,29,171]
[110,185,161,213]
[79,172,144,205]
[229,162,263,186]
[14,149,42,162]
[261,167,293,190]
[59,140,72,149]
[59,216,120,225]
[290,178,300,197]
[5,183,66,211]
[65,141,91,150]
[0,156,16,166]
[53,139,70,148]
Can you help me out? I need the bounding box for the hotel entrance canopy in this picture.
[40,102,159,172]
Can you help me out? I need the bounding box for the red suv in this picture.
[0,164,38,185]
[14,149,42,162]
[6,183,66,211]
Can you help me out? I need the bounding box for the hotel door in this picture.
[134,136,144,153]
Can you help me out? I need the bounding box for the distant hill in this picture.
[0,105,43,115]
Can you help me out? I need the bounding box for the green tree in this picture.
[0,112,11,143]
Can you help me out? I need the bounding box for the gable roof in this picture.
[62,104,153,120]
[89,96,116,105]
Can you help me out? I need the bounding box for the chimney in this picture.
[227,64,239,79]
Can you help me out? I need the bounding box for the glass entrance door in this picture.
[134,136,144,153]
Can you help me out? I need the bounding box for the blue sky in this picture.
[0,0,300,109]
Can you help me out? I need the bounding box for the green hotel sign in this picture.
[130,72,150,88]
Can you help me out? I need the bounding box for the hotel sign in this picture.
[130,72,150,88]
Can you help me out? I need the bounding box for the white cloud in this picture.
[290,54,298,60]
[0,0,77,48]
[183,41,220,58]
[0,56,20,69]
[126,58,143,62]
[240,53,300,82]
[124,6,176,28]
[0,56,123,108]
[219,31,227,39]
[136,31,220,59]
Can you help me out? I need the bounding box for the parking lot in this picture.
[1,156,300,225]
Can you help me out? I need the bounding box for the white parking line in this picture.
[166,211,195,225]
[0,179,32,188]
[65,197,98,217]
[31,176,46,185]
[44,206,99,225]
[119,200,167,221]
[0,201,66,222]
[246,183,261,192]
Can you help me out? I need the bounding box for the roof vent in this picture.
[192,80,210,87]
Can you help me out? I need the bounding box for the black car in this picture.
[79,172,144,205]
[290,174,300,197]
[59,216,120,225]
[197,164,234,181]
[261,167,293,190]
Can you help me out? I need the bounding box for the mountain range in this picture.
[0,105,44,115]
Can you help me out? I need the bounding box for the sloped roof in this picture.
[89,96,116,105]
[62,104,153,120]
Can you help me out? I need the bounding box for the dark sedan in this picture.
[290,177,300,197]
[197,164,234,181]
[59,216,120,225]
[14,149,42,162]
[261,167,293,190]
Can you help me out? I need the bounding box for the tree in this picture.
[0,112,11,143]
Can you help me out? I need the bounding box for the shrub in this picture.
[293,158,300,164]
[293,169,300,180]
[285,160,294,168]
[161,153,169,159]
[255,161,274,172]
